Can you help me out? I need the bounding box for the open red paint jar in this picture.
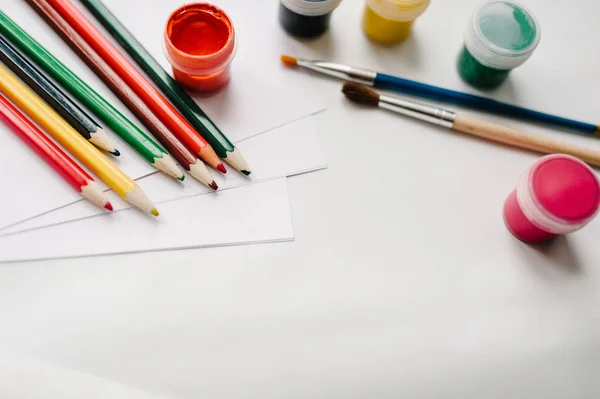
[504,154,600,244]
[163,3,237,93]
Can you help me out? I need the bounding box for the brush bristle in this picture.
[280,55,298,66]
[342,82,380,107]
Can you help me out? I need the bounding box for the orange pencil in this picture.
[45,0,226,173]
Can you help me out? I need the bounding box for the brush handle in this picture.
[374,73,598,135]
[453,114,600,167]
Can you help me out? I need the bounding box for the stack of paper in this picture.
[0,0,328,261]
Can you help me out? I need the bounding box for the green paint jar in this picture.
[457,1,541,89]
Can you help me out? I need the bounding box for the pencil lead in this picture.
[151,208,159,217]
[217,163,227,174]
[178,175,185,181]
[110,149,121,156]
[104,202,114,211]
[209,181,218,190]
[241,170,251,176]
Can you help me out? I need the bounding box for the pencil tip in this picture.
[241,170,251,176]
[104,202,113,211]
[111,149,121,156]
[209,181,218,190]
[217,163,227,174]
[151,208,159,217]
[178,175,185,181]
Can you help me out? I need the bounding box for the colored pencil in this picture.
[0,34,118,156]
[342,82,600,167]
[45,0,226,173]
[282,55,599,135]
[30,0,217,189]
[81,0,251,176]
[0,63,158,216]
[0,92,112,211]
[0,11,183,180]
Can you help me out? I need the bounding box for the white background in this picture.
[1,0,599,397]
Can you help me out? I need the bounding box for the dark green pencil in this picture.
[0,33,119,155]
[81,0,251,176]
[0,10,184,180]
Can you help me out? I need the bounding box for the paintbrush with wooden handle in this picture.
[342,82,600,167]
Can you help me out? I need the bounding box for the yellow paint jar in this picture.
[362,0,431,45]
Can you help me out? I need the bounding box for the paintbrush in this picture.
[342,82,600,167]
[281,55,599,135]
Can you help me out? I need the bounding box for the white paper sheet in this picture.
[0,0,325,230]
[3,116,326,235]
[0,355,178,399]
[0,178,293,262]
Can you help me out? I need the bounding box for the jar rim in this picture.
[163,3,237,75]
[516,155,600,235]
[365,0,430,22]
[280,0,343,17]
[470,0,541,58]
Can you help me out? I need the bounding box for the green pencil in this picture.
[0,10,184,180]
[81,0,251,176]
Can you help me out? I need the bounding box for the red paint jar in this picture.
[163,3,237,93]
[504,154,600,244]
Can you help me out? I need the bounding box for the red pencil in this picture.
[0,92,112,210]
[45,0,226,174]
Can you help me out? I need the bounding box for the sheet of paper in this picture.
[3,116,326,235]
[0,0,325,230]
[0,178,293,262]
[0,355,178,399]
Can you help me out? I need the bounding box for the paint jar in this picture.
[503,155,600,244]
[362,0,430,45]
[279,0,343,38]
[457,1,541,89]
[163,3,237,93]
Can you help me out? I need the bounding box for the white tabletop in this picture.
[1,0,599,397]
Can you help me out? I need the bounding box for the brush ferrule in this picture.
[379,94,456,127]
[298,60,376,85]
[379,102,455,128]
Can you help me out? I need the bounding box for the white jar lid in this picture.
[280,0,343,17]
[366,0,430,22]
[464,0,541,70]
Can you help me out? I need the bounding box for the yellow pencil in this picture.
[0,63,158,216]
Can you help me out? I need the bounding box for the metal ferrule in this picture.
[297,59,376,86]
[379,94,456,128]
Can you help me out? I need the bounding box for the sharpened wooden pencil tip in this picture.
[281,55,298,66]
[151,208,159,217]
[104,202,113,211]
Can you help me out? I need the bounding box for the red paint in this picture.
[504,155,600,244]
[164,3,237,93]
[0,92,94,192]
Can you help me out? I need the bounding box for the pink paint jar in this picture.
[163,3,237,93]
[504,154,600,243]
